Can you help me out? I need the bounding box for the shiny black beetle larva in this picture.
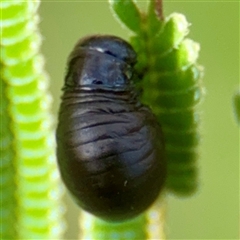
[56,35,166,222]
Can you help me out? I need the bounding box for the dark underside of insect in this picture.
[56,35,166,222]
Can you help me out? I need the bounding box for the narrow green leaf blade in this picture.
[147,0,164,34]
[109,0,142,33]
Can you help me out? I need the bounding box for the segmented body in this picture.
[56,35,166,222]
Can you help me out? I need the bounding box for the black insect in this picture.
[56,35,166,222]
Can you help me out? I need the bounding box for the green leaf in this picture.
[152,13,190,55]
[129,12,203,195]
[109,0,142,33]
[146,0,164,34]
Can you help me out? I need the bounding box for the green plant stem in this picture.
[130,10,203,195]
[78,195,166,240]
[1,1,65,239]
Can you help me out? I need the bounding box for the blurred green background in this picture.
[39,1,239,239]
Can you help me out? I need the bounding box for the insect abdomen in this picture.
[57,90,165,222]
